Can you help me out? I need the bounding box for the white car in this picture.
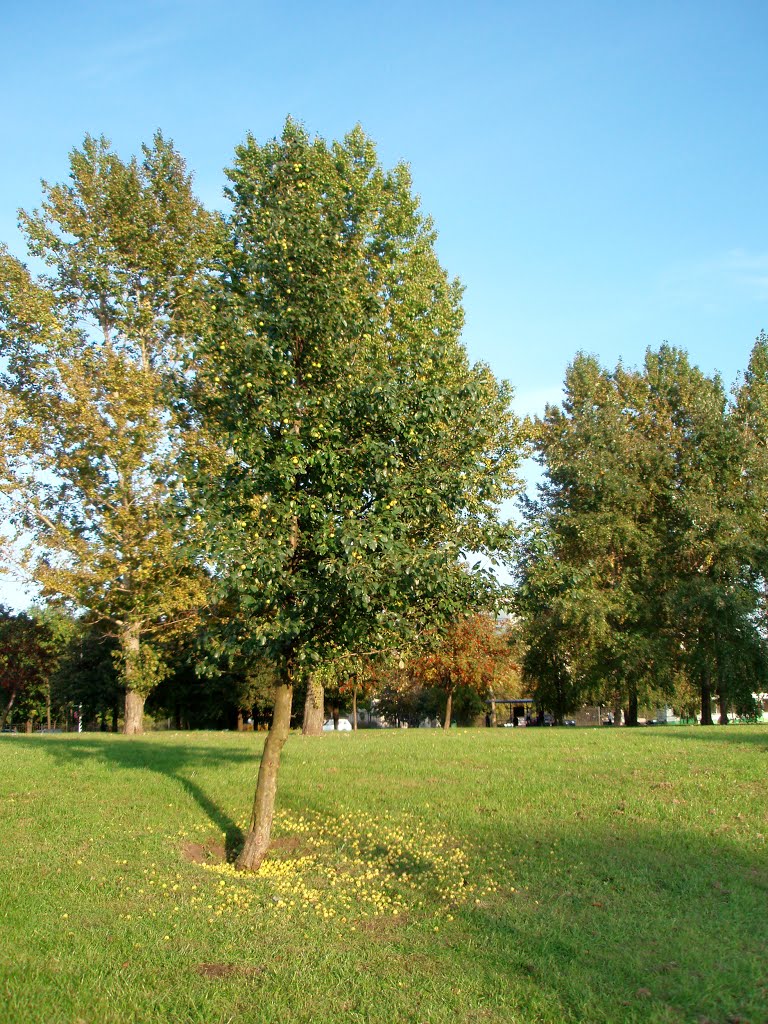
[322,718,352,732]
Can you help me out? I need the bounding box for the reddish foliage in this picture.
[415,614,513,696]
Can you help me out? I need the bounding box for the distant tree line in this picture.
[0,604,521,735]
[516,343,768,726]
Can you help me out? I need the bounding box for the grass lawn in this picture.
[1,725,766,1024]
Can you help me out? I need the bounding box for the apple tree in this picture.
[192,120,523,869]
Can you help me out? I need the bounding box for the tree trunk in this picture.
[443,688,453,731]
[25,718,33,734]
[302,674,324,735]
[489,694,497,728]
[112,702,119,732]
[46,686,51,732]
[236,681,294,872]
[612,695,622,727]
[626,688,639,727]
[700,665,714,725]
[352,682,358,732]
[332,704,339,730]
[124,689,145,735]
[121,622,145,735]
[237,710,245,732]
[0,687,17,731]
[716,645,729,724]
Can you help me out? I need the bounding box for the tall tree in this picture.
[515,527,585,725]
[301,670,327,736]
[649,344,768,723]
[192,120,522,869]
[0,135,216,732]
[339,655,381,732]
[520,353,674,724]
[520,344,768,724]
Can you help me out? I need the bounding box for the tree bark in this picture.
[124,689,145,735]
[700,665,714,725]
[0,687,17,731]
[489,694,497,728]
[25,718,33,734]
[236,681,294,871]
[716,645,729,724]
[626,688,639,727]
[121,622,145,735]
[352,682,358,732]
[443,688,453,731]
[302,674,324,735]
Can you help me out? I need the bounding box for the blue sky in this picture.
[2,0,767,605]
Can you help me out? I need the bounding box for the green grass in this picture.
[1,726,766,1024]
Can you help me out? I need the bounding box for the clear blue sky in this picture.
[2,0,767,605]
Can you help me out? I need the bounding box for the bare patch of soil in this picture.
[357,912,410,938]
[268,834,307,855]
[181,840,226,865]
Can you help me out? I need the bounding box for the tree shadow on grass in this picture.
[7,733,260,859]
[243,775,768,1022]
[420,813,768,1023]
[260,732,768,1023]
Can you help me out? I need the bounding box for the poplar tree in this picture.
[521,353,673,724]
[0,135,216,732]
[652,345,768,723]
[193,120,521,869]
[521,344,768,724]
[734,333,768,570]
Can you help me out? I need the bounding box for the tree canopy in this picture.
[191,120,522,867]
[0,134,217,731]
[518,343,768,724]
